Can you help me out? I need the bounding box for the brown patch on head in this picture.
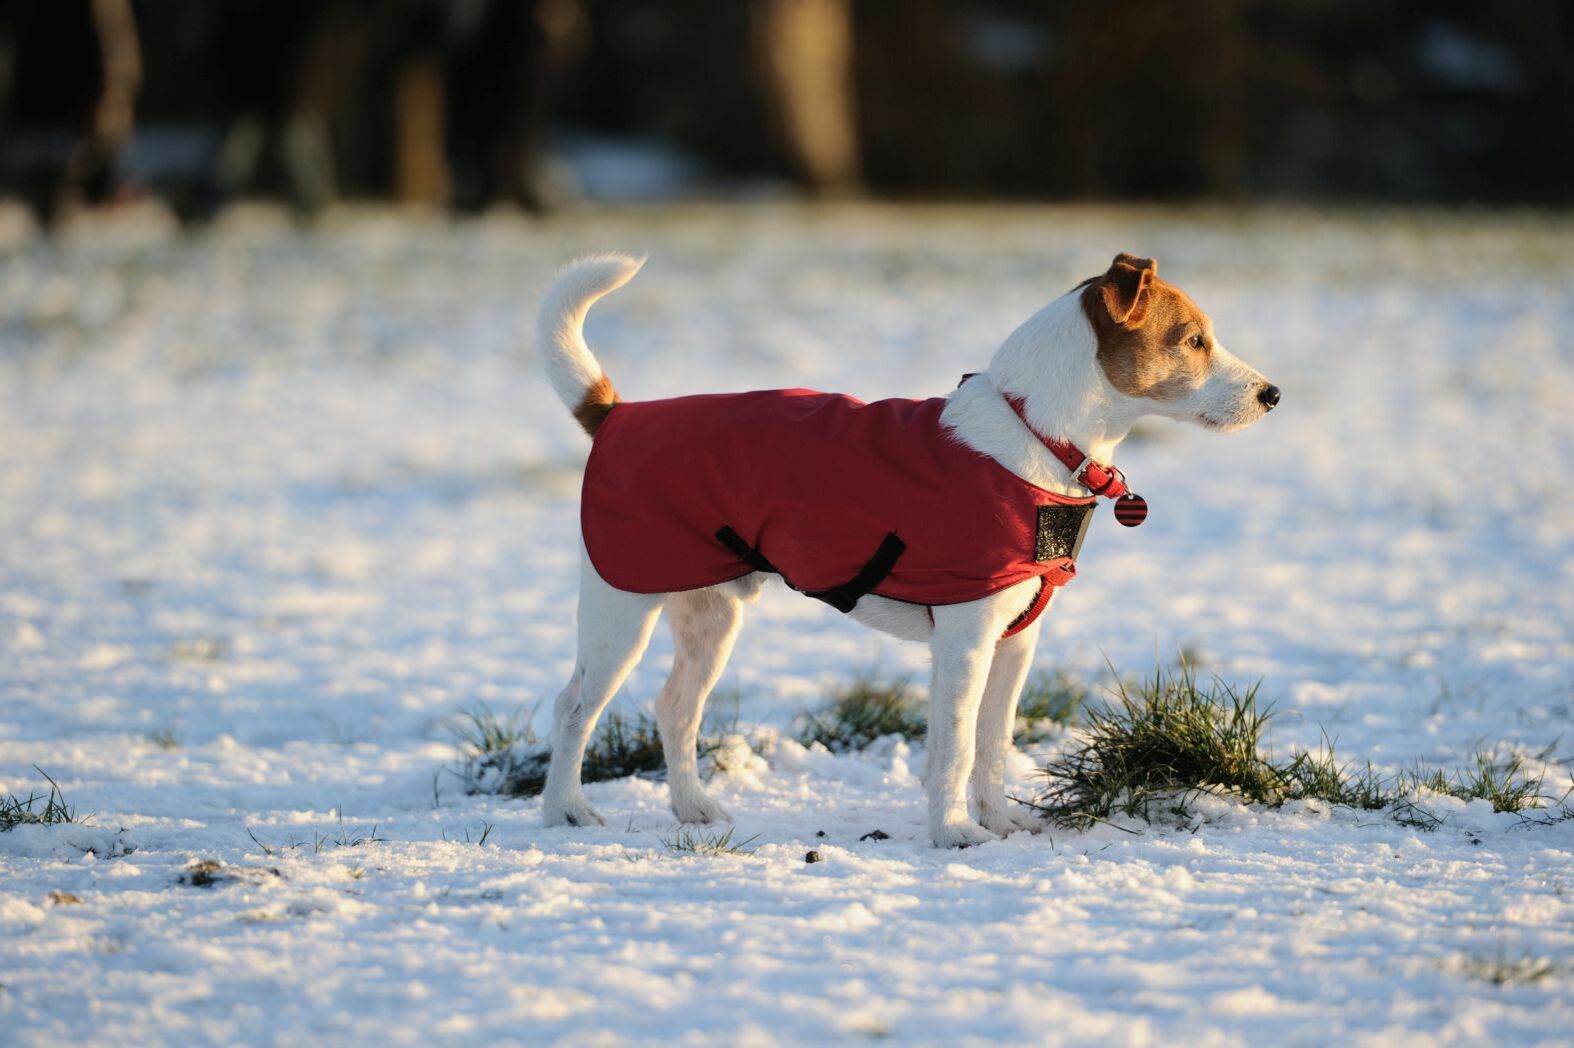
[573,374,622,437]
[1081,254,1215,403]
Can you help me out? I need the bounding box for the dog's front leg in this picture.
[926,592,1024,848]
[971,618,1045,837]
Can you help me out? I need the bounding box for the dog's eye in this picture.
[1187,334,1206,350]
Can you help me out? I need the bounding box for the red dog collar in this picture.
[1001,395,1129,498]
[958,373,1148,526]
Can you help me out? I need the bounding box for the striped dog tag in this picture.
[1113,493,1148,527]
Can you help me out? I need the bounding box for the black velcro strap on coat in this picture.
[804,532,907,613]
[715,526,780,576]
[715,526,907,614]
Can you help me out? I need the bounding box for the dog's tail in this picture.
[538,253,646,437]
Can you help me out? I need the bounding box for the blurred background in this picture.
[1,0,1572,221]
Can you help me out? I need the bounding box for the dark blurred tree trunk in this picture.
[395,53,449,205]
[447,0,586,213]
[286,4,366,211]
[754,0,861,193]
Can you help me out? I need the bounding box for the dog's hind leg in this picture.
[541,551,664,828]
[655,585,744,824]
[971,619,1045,837]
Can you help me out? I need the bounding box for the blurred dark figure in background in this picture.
[0,0,582,220]
[0,0,1570,223]
[264,0,583,213]
[0,0,141,221]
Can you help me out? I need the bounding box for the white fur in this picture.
[537,253,646,412]
[1171,340,1271,431]
[938,289,1132,497]
[538,258,1273,847]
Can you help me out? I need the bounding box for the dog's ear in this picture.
[1101,254,1157,326]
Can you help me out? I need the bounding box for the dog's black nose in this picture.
[1258,384,1281,409]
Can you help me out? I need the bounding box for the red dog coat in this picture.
[580,389,1096,636]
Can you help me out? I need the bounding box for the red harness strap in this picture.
[1000,577,1055,639]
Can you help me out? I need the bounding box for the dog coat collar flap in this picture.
[581,390,1097,625]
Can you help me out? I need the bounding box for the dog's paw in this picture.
[930,816,1000,849]
[977,804,1045,837]
[670,788,733,826]
[541,794,606,828]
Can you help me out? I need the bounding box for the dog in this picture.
[536,252,1277,847]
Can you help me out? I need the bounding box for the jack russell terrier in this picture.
[536,253,1278,847]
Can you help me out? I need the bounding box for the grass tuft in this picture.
[1456,951,1563,986]
[579,710,669,789]
[450,703,535,758]
[1279,738,1390,810]
[486,709,670,798]
[1030,660,1280,828]
[440,821,495,846]
[247,810,386,856]
[1014,669,1090,743]
[322,815,385,850]
[660,827,760,856]
[448,702,738,798]
[447,702,550,797]
[796,676,927,752]
[1,767,79,831]
[1032,660,1560,832]
[1512,803,1574,829]
[1439,752,1545,813]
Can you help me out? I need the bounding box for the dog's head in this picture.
[1081,253,1278,431]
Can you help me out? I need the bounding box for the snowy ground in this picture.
[2,202,1572,1046]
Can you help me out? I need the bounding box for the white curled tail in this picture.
[537,253,646,436]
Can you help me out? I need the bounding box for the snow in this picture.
[2,202,1572,1046]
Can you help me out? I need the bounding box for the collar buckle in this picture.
[999,390,1133,501]
[1067,454,1093,491]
